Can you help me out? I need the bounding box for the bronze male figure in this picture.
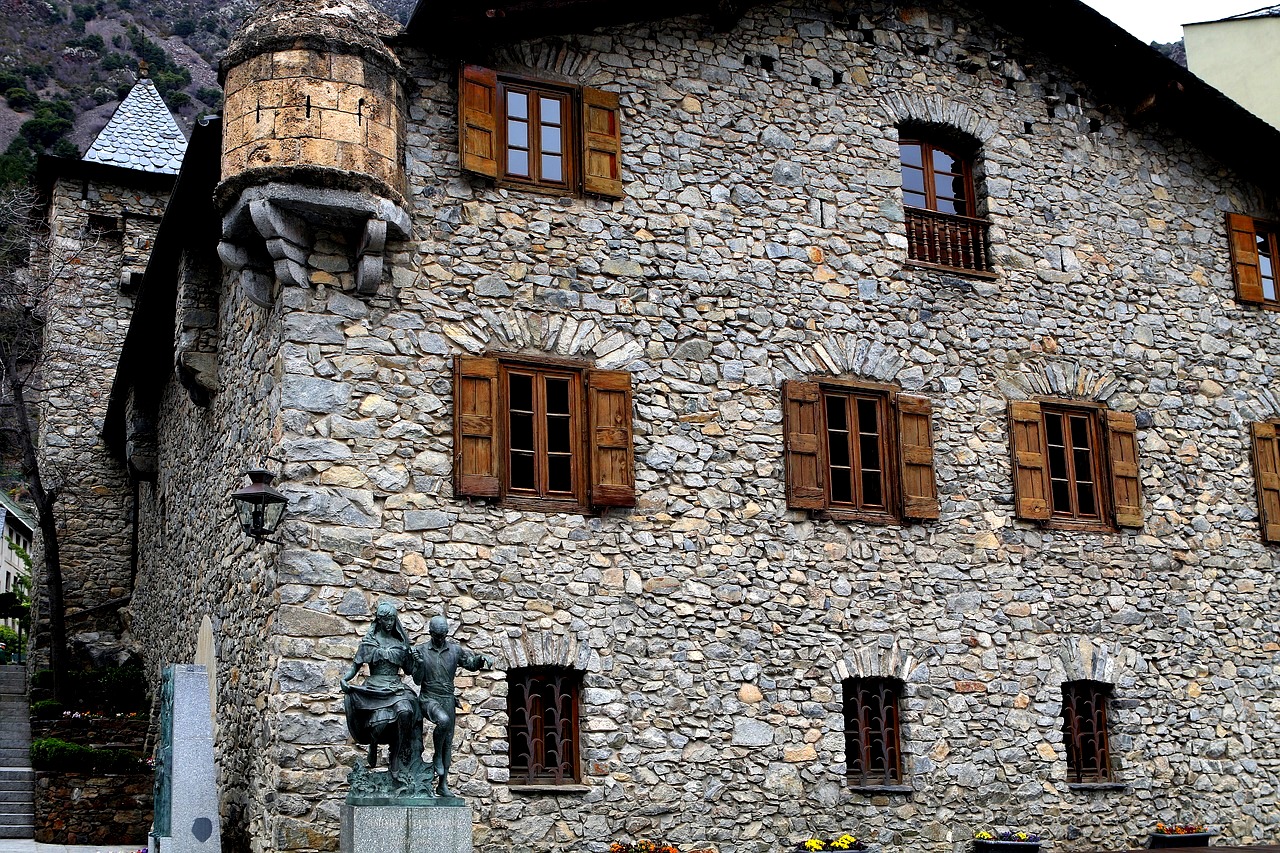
[412,615,494,797]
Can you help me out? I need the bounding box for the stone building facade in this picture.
[45,0,1280,851]
[32,78,184,652]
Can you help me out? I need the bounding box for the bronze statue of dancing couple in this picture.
[340,603,493,797]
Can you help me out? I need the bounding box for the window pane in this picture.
[1265,277,1277,302]
[1051,478,1071,512]
[542,154,563,182]
[859,434,881,473]
[932,147,963,174]
[546,415,571,454]
[901,165,925,195]
[825,395,847,432]
[540,96,561,125]
[507,90,528,119]
[541,125,562,154]
[545,378,570,414]
[857,399,879,435]
[509,412,534,452]
[899,142,922,167]
[1069,415,1090,449]
[508,149,529,177]
[861,471,883,507]
[903,190,928,208]
[1044,412,1064,446]
[510,450,535,490]
[548,456,572,493]
[509,373,533,413]
[507,120,528,149]
[1076,481,1097,517]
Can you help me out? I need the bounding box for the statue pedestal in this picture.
[340,802,472,853]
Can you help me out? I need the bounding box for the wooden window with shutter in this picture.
[1227,213,1280,308]
[782,379,938,525]
[1009,399,1142,531]
[458,65,624,199]
[1250,421,1280,544]
[453,355,634,513]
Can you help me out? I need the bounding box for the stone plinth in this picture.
[149,665,220,853]
[340,803,472,853]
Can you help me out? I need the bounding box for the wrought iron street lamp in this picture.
[230,469,287,540]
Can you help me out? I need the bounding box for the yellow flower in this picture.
[804,840,826,851]
[975,831,995,841]
[832,834,858,849]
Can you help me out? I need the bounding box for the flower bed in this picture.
[1149,824,1211,848]
[974,829,1041,853]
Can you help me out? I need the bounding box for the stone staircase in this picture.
[0,665,34,839]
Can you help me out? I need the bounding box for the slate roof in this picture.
[82,78,188,175]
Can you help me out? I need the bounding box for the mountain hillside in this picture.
[0,0,414,184]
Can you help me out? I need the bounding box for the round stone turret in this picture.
[217,0,406,206]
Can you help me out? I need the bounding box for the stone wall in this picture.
[133,0,1280,852]
[33,770,152,845]
[33,174,169,653]
[125,253,285,853]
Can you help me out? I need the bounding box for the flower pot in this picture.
[974,840,1041,853]
[1148,833,1212,849]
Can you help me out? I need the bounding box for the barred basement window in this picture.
[1061,680,1112,783]
[507,666,582,786]
[843,677,904,786]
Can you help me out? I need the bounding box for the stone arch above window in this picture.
[829,638,932,685]
[996,361,1124,405]
[1051,636,1141,688]
[882,93,999,145]
[496,625,592,672]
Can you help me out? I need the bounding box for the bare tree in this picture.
[0,183,74,699]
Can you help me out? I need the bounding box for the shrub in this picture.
[72,3,96,20]
[172,18,195,36]
[31,669,55,690]
[30,699,63,719]
[0,72,23,91]
[30,737,146,773]
[5,89,36,110]
[195,86,222,106]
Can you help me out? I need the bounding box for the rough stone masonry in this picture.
[113,0,1280,852]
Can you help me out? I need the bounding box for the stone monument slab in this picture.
[340,803,473,853]
[149,664,222,853]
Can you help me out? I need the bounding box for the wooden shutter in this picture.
[580,87,623,198]
[1008,401,1050,521]
[782,380,826,510]
[459,64,498,179]
[1227,213,1264,304]
[453,356,500,497]
[586,369,635,507]
[896,395,939,520]
[1250,421,1280,543]
[1105,410,1143,529]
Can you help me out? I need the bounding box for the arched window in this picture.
[899,134,992,275]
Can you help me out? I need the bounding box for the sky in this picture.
[1077,0,1274,43]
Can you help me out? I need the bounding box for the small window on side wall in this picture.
[1227,213,1280,308]
[1248,421,1280,544]
[507,666,582,786]
[843,677,904,787]
[782,380,939,524]
[1061,680,1113,783]
[1008,400,1142,531]
[458,64,624,199]
[899,135,992,276]
[453,355,636,513]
